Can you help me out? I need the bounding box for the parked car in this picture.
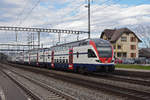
[122,59,135,64]
[115,58,122,64]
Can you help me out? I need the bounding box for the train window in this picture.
[77,52,79,58]
[63,59,65,63]
[81,41,87,45]
[66,59,68,63]
[88,49,96,58]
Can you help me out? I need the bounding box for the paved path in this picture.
[116,68,150,72]
[0,69,28,100]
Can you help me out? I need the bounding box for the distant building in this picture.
[139,48,150,58]
[100,28,142,59]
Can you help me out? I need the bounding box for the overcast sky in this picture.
[0,0,150,48]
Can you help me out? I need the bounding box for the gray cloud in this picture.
[0,0,150,47]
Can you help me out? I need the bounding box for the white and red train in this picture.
[14,38,115,73]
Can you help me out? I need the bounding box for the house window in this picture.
[126,33,129,35]
[130,37,136,42]
[130,45,136,50]
[118,45,121,49]
[131,53,136,58]
[121,37,127,42]
[113,45,116,49]
[123,52,127,57]
[117,52,121,57]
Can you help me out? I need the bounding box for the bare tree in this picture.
[130,25,150,48]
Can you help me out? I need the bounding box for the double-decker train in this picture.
[13,38,115,73]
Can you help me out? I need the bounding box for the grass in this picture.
[115,64,150,70]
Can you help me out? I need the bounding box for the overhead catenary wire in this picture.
[47,1,86,43]
[14,0,31,26]
[58,0,115,32]
[19,0,41,26]
[10,0,42,51]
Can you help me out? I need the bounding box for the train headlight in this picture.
[96,60,101,63]
[111,60,114,63]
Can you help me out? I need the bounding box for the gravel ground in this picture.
[39,68,150,93]
[2,64,125,100]
[3,69,65,100]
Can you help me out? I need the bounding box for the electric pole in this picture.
[88,0,91,39]
[38,31,40,48]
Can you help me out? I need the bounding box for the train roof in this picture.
[19,38,110,53]
[51,38,110,49]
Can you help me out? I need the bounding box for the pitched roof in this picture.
[101,29,115,39]
[101,28,142,43]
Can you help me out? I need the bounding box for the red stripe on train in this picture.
[51,51,54,68]
[68,48,73,70]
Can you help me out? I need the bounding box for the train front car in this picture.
[89,39,114,72]
[47,38,114,73]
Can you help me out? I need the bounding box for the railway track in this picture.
[93,73,150,87]
[1,66,76,100]
[114,69,150,78]
[5,63,150,100]
[0,69,41,100]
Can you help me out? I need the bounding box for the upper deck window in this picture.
[79,41,88,46]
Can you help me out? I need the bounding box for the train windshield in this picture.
[92,39,112,58]
[97,46,112,58]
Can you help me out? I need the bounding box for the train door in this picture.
[36,52,39,66]
[45,51,48,67]
[69,49,73,70]
[29,53,30,64]
[23,51,24,64]
[51,51,54,68]
[43,50,45,66]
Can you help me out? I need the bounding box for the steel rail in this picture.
[2,64,76,100]
[93,73,150,87]
[7,63,150,100]
[0,69,42,100]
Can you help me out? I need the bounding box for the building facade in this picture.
[100,28,142,59]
